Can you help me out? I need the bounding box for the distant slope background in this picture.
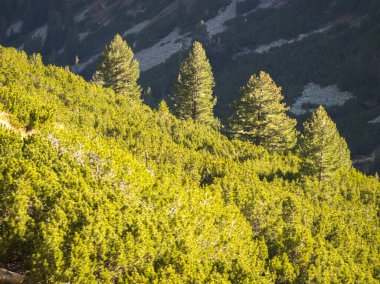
[0,0,379,173]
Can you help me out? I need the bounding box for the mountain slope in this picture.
[0,46,379,282]
[1,0,379,168]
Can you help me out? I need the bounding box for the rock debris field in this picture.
[73,0,282,72]
[290,83,355,116]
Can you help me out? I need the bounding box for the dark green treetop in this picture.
[172,41,218,128]
[93,34,141,99]
[230,71,297,152]
[299,105,351,182]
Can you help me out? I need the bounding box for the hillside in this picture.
[1,0,380,172]
[0,45,380,282]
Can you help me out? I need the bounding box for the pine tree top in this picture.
[303,106,340,139]
[178,41,213,81]
[231,71,297,152]
[158,100,170,115]
[172,41,218,128]
[300,105,351,181]
[93,34,141,98]
[191,41,207,57]
[242,71,286,108]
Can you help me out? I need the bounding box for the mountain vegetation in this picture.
[230,72,297,152]
[137,0,380,162]
[171,41,218,128]
[299,106,352,182]
[93,34,141,100]
[1,0,379,166]
[0,39,379,283]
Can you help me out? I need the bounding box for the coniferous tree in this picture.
[172,41,218,128]
[299,106,351,182]
[230,71,297,152]
[93,34,141,99]
[157,100,170,115]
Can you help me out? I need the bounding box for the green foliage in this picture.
[157,99,170,115]
[93,34,141,99]
[0,46,379,284]
[230,71,297,152]
[172,41,219,128]
[299,106,352,182]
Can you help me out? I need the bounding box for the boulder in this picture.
[0,269,25,284]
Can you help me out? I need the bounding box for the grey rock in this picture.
[0,268,25,284]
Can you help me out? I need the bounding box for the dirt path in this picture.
[0,112,33,138]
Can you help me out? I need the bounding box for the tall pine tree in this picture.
[299,106,351,182]
[172,41,218,128]
[230,71,297,152]
[93,34,141,99]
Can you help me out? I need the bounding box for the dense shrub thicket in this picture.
[0,47,379,283]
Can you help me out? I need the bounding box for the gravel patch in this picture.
[75,8,90,23]
[72,0,285,73]
[206,0,245,36]
[258,0,284,8]
[290,83,354,115]
[135,28,191,72]
[255,26,330,54]
[6,21,22,37]
[369,116,380,124]
[79,31,91,42]
[122,20,150,37]
[31,25,48,44]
